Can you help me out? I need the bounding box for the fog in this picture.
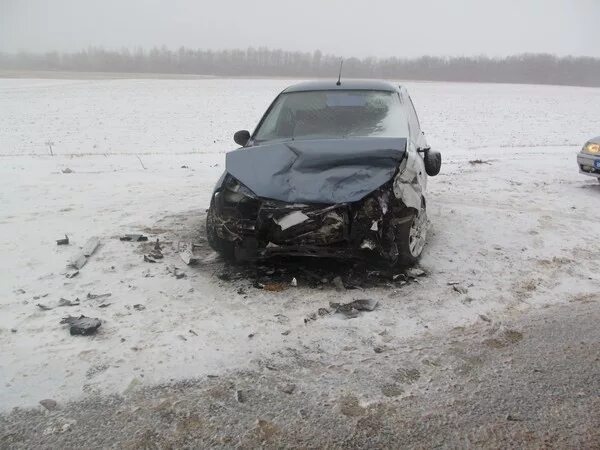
[1,0,599,58]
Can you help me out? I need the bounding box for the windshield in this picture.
[253,90,409,143]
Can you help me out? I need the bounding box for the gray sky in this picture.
[1,0,599,57]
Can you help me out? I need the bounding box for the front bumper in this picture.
[577,152,600,177]
[211,184,412,262]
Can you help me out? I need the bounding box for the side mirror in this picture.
[423,149,442,176]
[234,130,251,147]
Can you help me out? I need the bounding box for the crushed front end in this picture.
[209,174,413,263]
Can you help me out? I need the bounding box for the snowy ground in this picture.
[0,77,599,412]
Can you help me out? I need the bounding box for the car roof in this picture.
[282,79,400,93]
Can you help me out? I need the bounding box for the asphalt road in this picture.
[1,300,598,449]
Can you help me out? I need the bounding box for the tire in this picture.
[206,205,235,260]
[424,149,442,176]
[394,199,428,266]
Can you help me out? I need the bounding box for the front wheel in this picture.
[394,200,428,266]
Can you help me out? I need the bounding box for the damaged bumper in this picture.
[210,180,413,262]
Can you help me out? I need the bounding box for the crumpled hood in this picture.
[225,138,407,204]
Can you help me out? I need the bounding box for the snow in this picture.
[1,77,599,411]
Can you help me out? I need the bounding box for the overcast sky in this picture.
[1,0,599,58]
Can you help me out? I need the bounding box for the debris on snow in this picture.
[87,292,111,300]
[280,384,296,394]
[144,239,164,262]
[453,284,469,294]
[81,237,100,257]
[133,304,146,311]
[61,167,73,174]
[469,159,492,165]
[235,390,246,403]
[67,237,100,269]
[56,235,69,245]
[60,315,102,336]
[166,265,186,279]
[36,303,53,311]
[330,299,379,318]
[65,270,79,279]
[290,277,298,287]
[39,399,58,411]
[119,234,148,242]
[58,298,80,307]
[406,267,426,278]
[178,241,199,265]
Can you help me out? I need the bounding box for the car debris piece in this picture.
[133,304,146,311]
[329,299,379,318]
[349,299,379,311]
[290,277,298,287]
[280,384,296,394]
[39,399,58,411]
[37,303,53,311]
[119,234,148,242]
[65,270,79,279]
[81,237,100,257]
[166,265,186,279]
[56,235,69,245]
[98,303,111,308]
[235,390,246,403]
[61,168,73,174]
[406,267,426,278]
[144,239,163,262]
[67,237,100,269]
[60,315,101,336]
[87,292,111,300]
[453,284,469,295]
[68,254,88,270]
[178,241,199,265]
[58,298,80,307]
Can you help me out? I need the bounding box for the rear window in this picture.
[254,90,409,143]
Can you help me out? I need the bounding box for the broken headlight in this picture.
[583,142,600,154]
[221,174,257,203]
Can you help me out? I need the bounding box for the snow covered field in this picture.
[1,77,599,411]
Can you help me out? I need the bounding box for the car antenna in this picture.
[336,59,344,86]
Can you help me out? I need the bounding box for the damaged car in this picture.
[577,136,600,182]
[206,80,441,265]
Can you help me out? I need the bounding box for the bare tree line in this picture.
[1,47,599,87]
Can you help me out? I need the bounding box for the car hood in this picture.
[225,137,407,204]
